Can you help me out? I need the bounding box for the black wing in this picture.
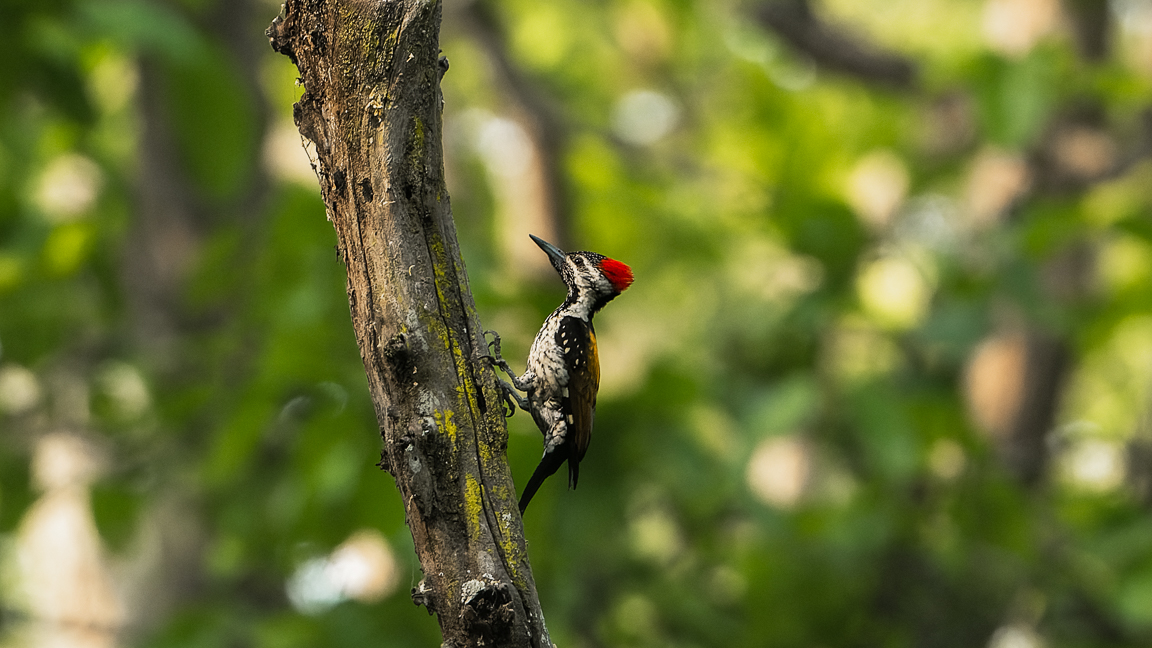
[557,316,598,488]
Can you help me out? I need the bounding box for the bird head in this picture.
[530,235,633,304]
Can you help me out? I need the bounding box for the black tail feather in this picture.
[519,451,566,514]
[568,452,579,489]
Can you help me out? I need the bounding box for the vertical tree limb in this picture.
[266,2,549,645]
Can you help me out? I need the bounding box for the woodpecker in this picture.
[488,234,633,514]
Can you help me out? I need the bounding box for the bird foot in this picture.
[482,329,507,362]
[479,330,529,416]
[494,377,521,418]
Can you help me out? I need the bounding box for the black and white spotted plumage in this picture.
[490,235,632,514]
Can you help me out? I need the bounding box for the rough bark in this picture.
[266,2,549,646]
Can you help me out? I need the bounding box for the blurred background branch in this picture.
[755,0,919,89]
[455,0,575,253]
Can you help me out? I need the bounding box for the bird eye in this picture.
[573,257,584,267]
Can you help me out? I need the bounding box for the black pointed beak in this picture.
[530,234,566,274]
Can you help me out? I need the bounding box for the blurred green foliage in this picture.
[3,0,1152,647]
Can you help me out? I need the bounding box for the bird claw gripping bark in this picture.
[482,329,509,370]
[481,330,530,417]
[495,380,519,418]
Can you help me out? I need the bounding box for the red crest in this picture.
[599,258,634,293]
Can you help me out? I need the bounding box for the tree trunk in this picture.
[266,2,550,646]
